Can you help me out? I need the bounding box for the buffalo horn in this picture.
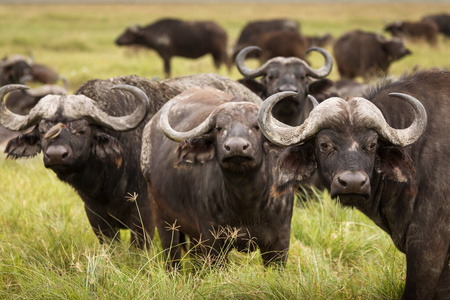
[235,46,272,79]
[159,97,217,142]
[0,84,40,131]
[373,93,427,146]
[82,84,150,131]
[236,46,333,80]
[303,47,333,78]
[0,84,150,132]
[258,91,336,146]
[259,91,427,147]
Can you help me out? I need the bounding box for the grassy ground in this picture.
[1,2,449,299]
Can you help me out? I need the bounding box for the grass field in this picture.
[1,2,449,299]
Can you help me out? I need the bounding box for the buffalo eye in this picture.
[254,125,259,131]
[365,142,377,153]
[319,142,330,151]
[215,126,222,132]
[295,74,305,81]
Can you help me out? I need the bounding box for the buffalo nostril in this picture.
[338,177,347,187]
[331,170,370,197]
[224,138,250,154]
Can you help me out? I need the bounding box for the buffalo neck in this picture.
[352,172,417,253]
[221,160,272,214]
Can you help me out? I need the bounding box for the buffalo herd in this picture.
[1,11,450,300]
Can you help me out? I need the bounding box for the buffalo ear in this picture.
[272,142,317,197]
[308,79,336,102]
[4,128,42,159]
[237,78,266,98]
[93,133,124,168]
[375,145,415,182]
[175,135,215,167]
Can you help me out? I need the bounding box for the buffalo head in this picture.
[258,91,427,204]
[115,25,143,46]
[1,84,149,177]
[236,46,333,126]
[159,89,264,174]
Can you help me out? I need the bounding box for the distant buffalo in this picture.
[115,18,229,78]
[231,19,300,60]
[384,20,439,46]
[257,31,309,62]
[333,30,411,82]
[30,63,68,88]
[236,46,334,126]
[422,13,450,37]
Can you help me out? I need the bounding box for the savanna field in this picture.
[1,2,450,299]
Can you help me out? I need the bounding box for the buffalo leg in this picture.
[403,237,448,299]
[434,261,450,300]
[84,205,120,244]
[161,56,171,79]
[260,243,289,267]
[156,216,183,270]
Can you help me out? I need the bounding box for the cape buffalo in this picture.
[115,18,229,78]
[140,87,294,269]
[1,73,261,248]
[422,13,450,37]
[384,20,439,46]
[231,18,300,61]
[236,46,334,126]
[333,30,411,82]
[30,63,68,87]
[258,69,450,299]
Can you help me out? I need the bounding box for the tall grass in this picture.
[1,2,448,299]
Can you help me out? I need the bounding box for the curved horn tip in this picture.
[307,95,320,107]
[110,84,149,100]
[388,92,412,98]
[242,45,262,52]
[275,91,298,99]
[0,84,30,93]
[306,46,322,53]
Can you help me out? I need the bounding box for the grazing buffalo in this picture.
[140,87,294,269]
[231,18,300,60]
[422,13,450,37]
[257,31,309,62]
[1,73,261,248]
[258,69,450,299]
[30,63,68,88]
[333,30,411,82]
[0,55,33,86]
[236,46,334,126]
[384,20,439,46]
[115,18,229,78]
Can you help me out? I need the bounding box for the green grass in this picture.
[0,156,406,299]
[1,2,449,299]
